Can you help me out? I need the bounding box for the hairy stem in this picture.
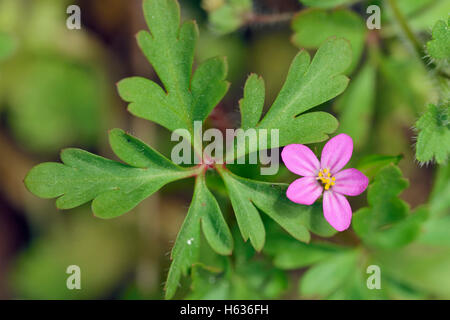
[386,0,450,81]
[386,0,424,57]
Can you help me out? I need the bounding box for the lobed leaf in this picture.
[118,0,230,134]
[239,73,265,130]
[25,129,193,219]
[415,103,450,165]
[427,18,450,60]
[219,168,335,251]
[191,56,230,122]
[256,38,350,148]
[356,154,403,180]
[353,165,429,248]
[230,38,351,161]
[165,175,233,299]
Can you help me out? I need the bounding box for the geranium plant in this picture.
[20,0,449,300]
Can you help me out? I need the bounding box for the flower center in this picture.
[317,168,336,190]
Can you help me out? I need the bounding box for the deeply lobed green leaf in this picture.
[231,38,351,161]
[256,38,350,146]
[415,103,450,164]
[218,168,335,251]
[239,73,265,130]
[353,165,429,249]
[426,18,450,60]
[165,175,233,299]
[117,0,229,135]
[25,129,194,219]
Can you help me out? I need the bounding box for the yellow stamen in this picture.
[317,168,336,190]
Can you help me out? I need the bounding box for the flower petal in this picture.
[286,177,323,205]
[332,168,369,196]
[320,133,353,174]
[281,144,320,177]
[323,191,352,231]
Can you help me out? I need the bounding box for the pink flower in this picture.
[281,134,369,232]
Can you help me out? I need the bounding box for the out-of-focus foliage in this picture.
[201,0,252,34]
[0,32,15,61]
[6,58,105,153]
[0,0,109,153]
[291,9,366,73]
[298,0,356,9]
[334,64,376,148]
[10,214,136,299]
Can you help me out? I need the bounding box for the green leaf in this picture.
[117,77,188,133]
[230,38,350,161]
[299,249,359,298]
[25,129,193,218]
[219,170,266,251]
[118,0,229,134]
[291,9,366,72]
[353,165,428,248]
[415,103,450,164]
[256,38,350,148]
[192,57,230,122]
[218,168,335,251]
[335,63,376,148]
[356,154,403,180]
[239,73,265,130]
[298,0,356,8]
[165,175,233,299]
[427,18,450,60]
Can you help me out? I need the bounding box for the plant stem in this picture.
[387,0,441,70]
[386,0,426,60]
[386,0,450,81]
[243,12,294,26]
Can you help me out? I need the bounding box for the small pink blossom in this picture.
[281,134,369,232]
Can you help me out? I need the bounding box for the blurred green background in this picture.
[0,0,448,299]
